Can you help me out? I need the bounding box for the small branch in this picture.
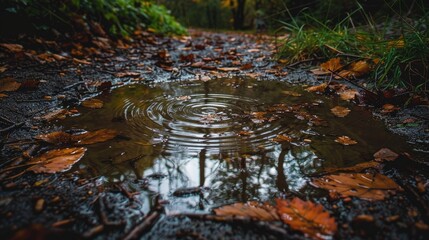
[122,208,162,240]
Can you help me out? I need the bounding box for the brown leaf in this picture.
[115,71,140,78]
[312,173,402,201]
[335,136,357,145]
[214,202,280,221]
[27,147,87,174]
[240,63,253,70]
[272,134,293,143]
[322,161,381,174]
[0,43,24,52]
[330,106,351,117]
[0,93,8,99]
[82,99,103,109]
[276,198,337,240]
[0,77,21,92]
[373,148,399,162]
[381,104,399,114]
[338,61,371,79]
[282,90,302,97]
[321,57,342,72]
[35,131,72,145]
[306,83,327,93]
[218,67,240,72]
[37,109,68,121]
[0,66,7,73]
[339,89,359,101]
[72,129,117,145]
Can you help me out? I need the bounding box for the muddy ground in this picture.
[1,30,429,239]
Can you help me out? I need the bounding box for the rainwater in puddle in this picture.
[61,78,412,213]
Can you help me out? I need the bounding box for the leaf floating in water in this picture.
[176,95,191,101]
[272,134,293,143]
[35,131,73,145]
[81,99,104,109]
[306,83,327,93]
[72,129,118,145]
[35,129,117,145]
[282,90,302,97]
[27,147,87,174]
[276,198,337,240]
[322,161,381,175]
[311,173,403,201]
[339,89,359,101]
[330,106,351,117]
[214,202,279,221]
[37,109,68,121]
[373,148,399,162]
[335,136,357,145]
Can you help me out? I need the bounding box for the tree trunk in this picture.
[231,0,246,30]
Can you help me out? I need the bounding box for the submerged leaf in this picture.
[373,148,399,162]
[82,99,103,109]
[306,83,327,93]
[28,147,87,173]
[72,129,118,145]
[335,136,357,145]
[214,202,279,221]
[312,173,403,201]
[330,106,350,117]
[276,198,337,240]
[35,131,72,145]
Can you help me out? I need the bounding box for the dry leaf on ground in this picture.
[0,77,21,92]
[338,61,371,79]
[72,129,118,145]
[82,99,104,109]
[0,43,24,52]
[214,202,279,221]
[218,67,240,72]
[312,173,403,201]
[330,106,351,117]
[321,57,342,72]
[306,83,327,93]
[381,104,399,114]
[276,198,337,240]
[335,136,357,145]
[373,148,399,162]
[27,147,87,174]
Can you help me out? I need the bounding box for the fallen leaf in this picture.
[19,80,40,91]
[115,71,140,78]
[176,95,191,101]
[373,148,399,162]
[72,129,117,145]
[381,104,399,114]
[322,161,381,174]
[218,67,240,72]
[335,136,357,145]
[306,83,327,93]
[272,134,293,143]
[37,109,68,121]
[339,89,359,101]
[82,99,103,109]
[35,131,72,145]
[0,77,21,92]
[73,58,91,65]
[27,147,87,174]
[35,198,45,213]
[0,66,7,73]
[0,43,24,52]
[312,173,402,201]
[214,202,279,221]
[321,57,342,72]
[240,63,253,70]
[276,198,337,240]
[238,131,253,136]
[0,93,8,98]
[250,111,267,123]
[310,68,330,76]
[330,106,351,117]
[338,61,371,79]
[282,90,302,97]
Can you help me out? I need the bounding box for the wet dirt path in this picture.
[1,30,428,239]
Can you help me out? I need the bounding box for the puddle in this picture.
[61,78,413,213]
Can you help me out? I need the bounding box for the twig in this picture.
[16,99,54,103]
[83,225,104,239]
[122,208,162,240]
[116,184,141,203]
[0,122,24,134]
[97,196,125,227]
[63,81,85,90]
[285,57,325,68]
[0,116,14,124]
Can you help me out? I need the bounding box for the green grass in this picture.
[278,3,429,94]
[0,0,187,38]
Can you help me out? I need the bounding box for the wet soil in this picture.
[1,30,429,239]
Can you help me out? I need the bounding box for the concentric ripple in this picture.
[113,92,287,153]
